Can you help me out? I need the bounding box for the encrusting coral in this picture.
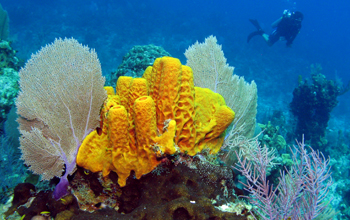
[77,56,235,187]
[111,44,171,85]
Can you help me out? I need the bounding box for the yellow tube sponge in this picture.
[142,66,153,86]
[77,95,121,173]
[155,57,182,131]
[147,58,162,101]
[153,119,177,155]
[76,130,109,173]
[133,96,157,145]
[77,89,121,173]
[104,86,115,96]
[174,65,196,153]
[192,87,235,154]
[127,78,149,151]
[201,105,235,154]
[207,105,235,139]
[108,105,133,186]
[133,96,160,179]
[77,56,235,186]
[116,76,133,109]
[100,95,120,134]
[128,78,149,108]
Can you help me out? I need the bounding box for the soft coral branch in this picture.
[234,136,333,220]
[234,142,280,219]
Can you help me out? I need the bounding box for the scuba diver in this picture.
[247,10,303,47]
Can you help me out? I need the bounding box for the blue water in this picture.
[2,0,349,116]
[1,0,349,218]
[2,0,349,78]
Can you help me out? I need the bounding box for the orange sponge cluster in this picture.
[77,57,235,186]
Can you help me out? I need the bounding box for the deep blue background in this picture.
[1,0,349,123]
[1,1,349,214]
[2,0,349,76]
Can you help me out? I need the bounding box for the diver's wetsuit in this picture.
[269,12,302,46]
[248,10,303,47]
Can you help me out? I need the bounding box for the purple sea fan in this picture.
[16,38,107,200]
[234,137,333,220]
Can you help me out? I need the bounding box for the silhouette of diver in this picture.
[247,10,303,47]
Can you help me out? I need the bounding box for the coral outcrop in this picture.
[290,66,341,148]
[0,40,21,128]
[77,56,235,187]
[69,162,248,220]
[111,44,171,84]
[5,161,250,220]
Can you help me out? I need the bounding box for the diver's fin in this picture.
[249,19,263,31]
[247,30,264,43]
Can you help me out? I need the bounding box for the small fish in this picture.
[60,198,67,204]
[40,211,51,216]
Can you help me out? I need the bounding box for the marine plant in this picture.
[185,36,260,169]
[185,35,257,140]
[235,137,333,220]
[16,38,107,200]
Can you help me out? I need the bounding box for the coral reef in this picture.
[290,66,341,148]
[258,121,286,152]
[0,135,27,204]
[111,44,171,84]
[5,161,251,220]
[0,41,20,70]
[77,56,235,187]
[0,68,19,124]
[0,40,24,205]
[70,162,249,219]
[0,40,20,128]
[6,190,79,220]
[7,38,260,220]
